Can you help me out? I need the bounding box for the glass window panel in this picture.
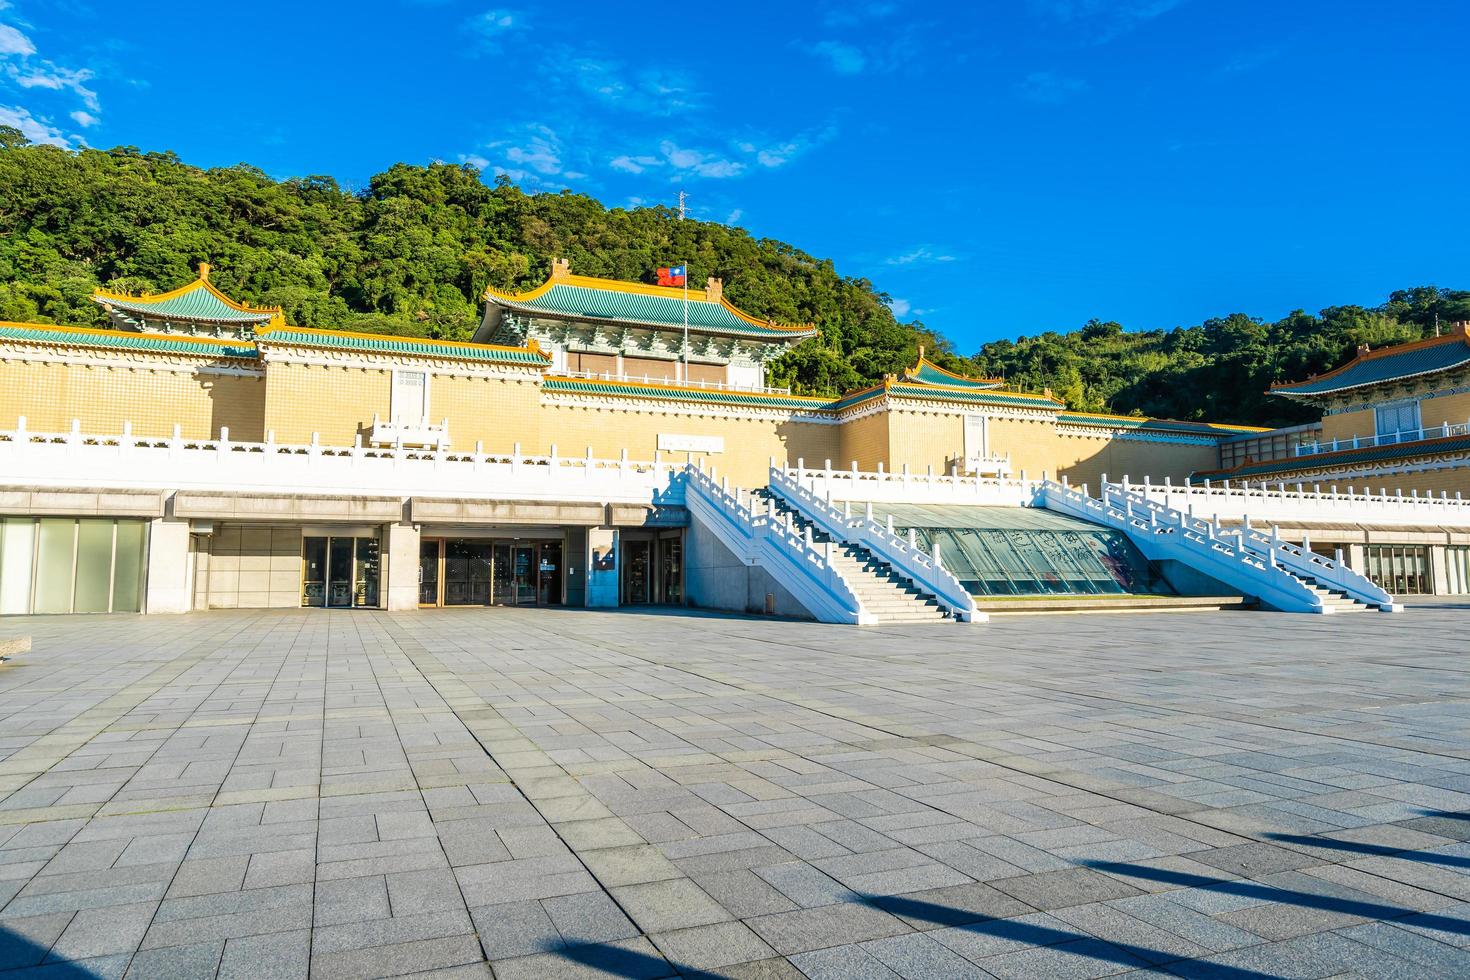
[0,518,36,615]
[353,537,380,608]
[111,521,147,613]
[33,519,76,615]
[302,537,327,607]
[73,520,114,614]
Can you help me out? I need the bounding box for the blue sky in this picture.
[2,0,1466,352]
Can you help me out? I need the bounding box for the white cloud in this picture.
[1018,70,1088,104]
[610,153,660,174]
[726,208,742,224]
[562,56,701,116]
[886,246,957,266]
[1026,0,1186,43]
[68,108,95,127]
[888,298,912,317]
[0,103,68,146]
[659,140,744,179]
[0,22,34,56]
[8,62,98,109]
[458,153,490,169]
[808,40,866,74]
[465,8,523,51]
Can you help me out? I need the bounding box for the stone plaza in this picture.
[0,606,1468,979]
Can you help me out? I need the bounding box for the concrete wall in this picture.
[684,512,813,619]
[989,417,1219,484]
[201,524,303,609]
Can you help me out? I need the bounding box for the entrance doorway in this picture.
[621,532,683,605]
[418,538,563,607]
[302,536,381,608]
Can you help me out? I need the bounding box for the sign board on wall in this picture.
[657,434,725,454]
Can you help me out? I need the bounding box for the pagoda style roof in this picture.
[901,355,1004,391]
[1271,329,1470,399]
[483,269,817,341]
[1194,431,1470,482]
[254,326,550,366]
[93,264,283,327]
[1056,411,1266,436]
[0,322,258,359]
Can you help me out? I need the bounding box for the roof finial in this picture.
[198,262,211,282]
[917,344,925,361]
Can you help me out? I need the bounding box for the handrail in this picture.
[1294,421,1470,457]
[1039,479,1337,613]
[1078,480,1400,612]
[767,467,977,622]
[682,464,873,625]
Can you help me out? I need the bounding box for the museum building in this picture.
[1,261,1468,620]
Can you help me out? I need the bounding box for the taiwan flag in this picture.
[657,265,687,287]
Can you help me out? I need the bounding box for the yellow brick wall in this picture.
[431,374,542,452]
[263,361,390,444]
[1321,408,1377,444]
[987,417,1219,484]
[0,354,263,439]
[837,411,890,471]
[539,401,840,486]
[1422,392,1470,430]
[885,410,964,474]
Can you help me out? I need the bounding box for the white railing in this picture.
[1128,473,1470,526]
[369,414,450,450]
[785,459,1042,507]
[1294,421,1470,457]
[1039,479,1341,613]
[948,453,1013,478]
[553,370,791,395]
[1103,481,1397,611]
[767,467,979,622]
[682,463,874,625]
[0,418,685,505]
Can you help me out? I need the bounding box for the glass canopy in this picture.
[856,504,1171,598]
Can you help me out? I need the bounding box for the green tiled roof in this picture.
[1272,336,1470,397]
[258,329,549,364]
[1195,433,1470,481]
[0,323,257,358]
[94,282,276,324]
[543,377,830,410]
[887,382,1061,410]
[1056,413,1261,436]
[905,361,1003,390]
[489,281,816,339]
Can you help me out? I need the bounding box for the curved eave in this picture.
[488,296,817,341]
[0,322,258,359]
[93,278,282,324]
[1269,331,1470,399]
[887,383,1064,411]
[903,357,1005,390]
[255,326,550,366]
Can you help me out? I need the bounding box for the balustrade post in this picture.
[932,537,943,569]
[218,427,231,453]
[865,500,873,523]
[797,458,805,481]
[887,514,894,534]
[171,423,183,452]
[824,459,832,479]
[620,448,628,475]
[843,500,851,518]
[549,444,559,469]
[908,528,917,549]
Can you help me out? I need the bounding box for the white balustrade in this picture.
[785,462,1041,507]
[0,420,683,505]
[1132,477,1470,528]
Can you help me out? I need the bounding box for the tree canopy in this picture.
[1,129,1465,428]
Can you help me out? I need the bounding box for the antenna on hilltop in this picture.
[677,190,687,221]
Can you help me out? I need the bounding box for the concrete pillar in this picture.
[385,523,421,611]
[145,518,193,614]
[586,526,620,607]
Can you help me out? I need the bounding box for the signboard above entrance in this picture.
[658,434,725,454]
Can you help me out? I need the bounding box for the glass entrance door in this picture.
[624,540,651,604]
[492,544,514,604]
[327,537,354,607]
[538,543,562,605]
[513,546,537,604]
[419,539,441,606]
[445,540,492,605]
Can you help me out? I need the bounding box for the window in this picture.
[1445,546,1470,595]
[392,370,428,426]
[1375,401,1420,443]
[1365,544,1431,595]
[0,517,149,615]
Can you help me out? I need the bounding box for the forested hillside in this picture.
[1,128,1465,427]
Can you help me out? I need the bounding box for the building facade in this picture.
[3,261,1467,617]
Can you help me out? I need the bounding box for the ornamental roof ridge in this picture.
[901,349,1005,390]
[1056,410,1268,435]
[254,325,550,364]
[482,263,817,338]
[1270,326,1470,397]
[93,263,284,326]
[0,321,259,358]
